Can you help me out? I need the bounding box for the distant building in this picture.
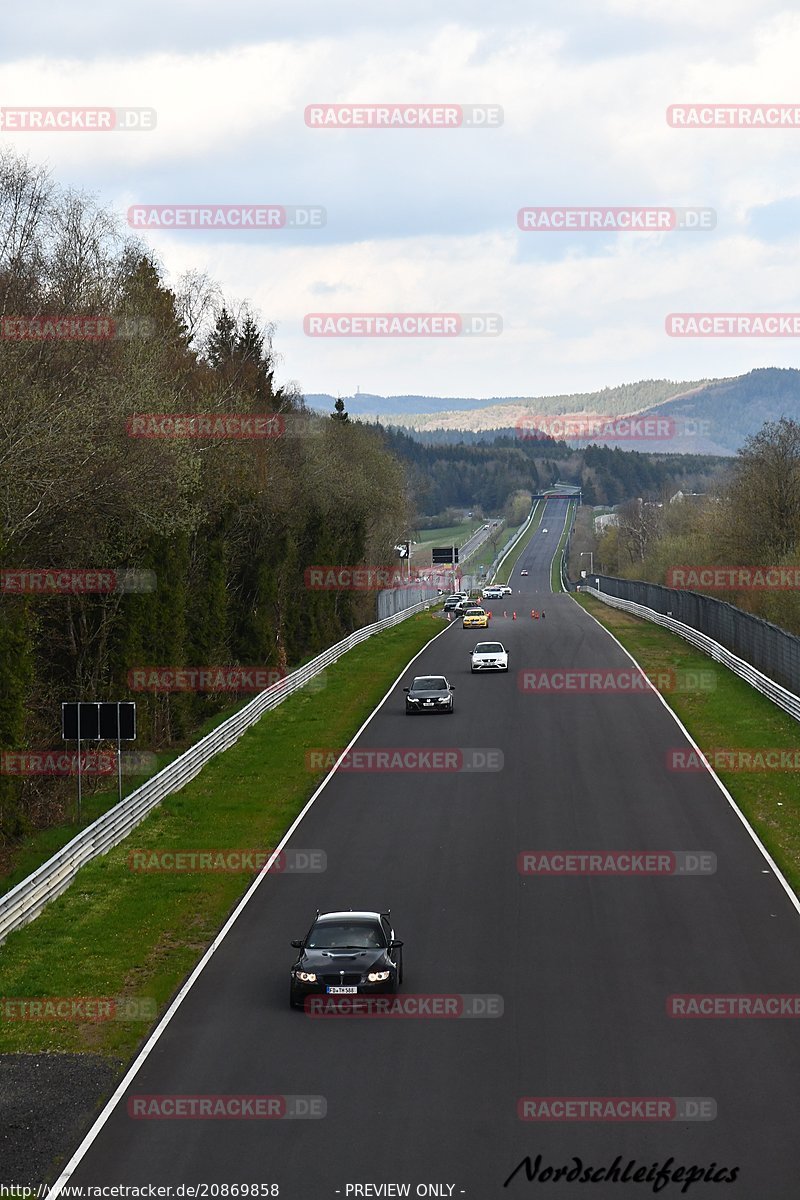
[670,491,705,504]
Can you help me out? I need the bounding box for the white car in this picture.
[498,585,512,595]
[481,586,503,599]
[470,641,509,672]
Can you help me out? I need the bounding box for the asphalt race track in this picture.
[58,499,800,1196]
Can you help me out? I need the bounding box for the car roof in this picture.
[315,910,384,923]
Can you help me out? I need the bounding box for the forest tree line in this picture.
[0,152,406,841]
[380,427,727,514]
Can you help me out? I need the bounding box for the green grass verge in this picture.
[0,667,329,897]
[0,609,443,1057]
[493,502,544,586]
[575,593,800,897]
[550,503,576,592]
[2,741,199,899]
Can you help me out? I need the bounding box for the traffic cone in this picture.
[513,611,517,620]
[503,610,507,619]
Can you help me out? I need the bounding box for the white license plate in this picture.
[327,986,358,994]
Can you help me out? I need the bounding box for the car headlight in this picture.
[296,971,317,982]
[368,970,391,982]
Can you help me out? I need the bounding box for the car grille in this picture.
[321,972,362,987]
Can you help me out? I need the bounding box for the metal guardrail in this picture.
[559,502,578,592]
[458,520,504,569]
[581,587,800,723]
[560,548,571,592]
[0,596,438,944]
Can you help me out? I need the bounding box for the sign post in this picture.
[394,541,411,583]
[62,701,137,817]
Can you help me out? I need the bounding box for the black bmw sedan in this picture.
[289,910,404,1009]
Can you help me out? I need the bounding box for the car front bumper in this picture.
[291,975,397,1003]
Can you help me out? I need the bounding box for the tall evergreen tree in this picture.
[331,397,350,423]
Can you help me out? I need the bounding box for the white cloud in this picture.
[2,1,800,396]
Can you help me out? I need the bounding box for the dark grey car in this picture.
[403,675,455,714]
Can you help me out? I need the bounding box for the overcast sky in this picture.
[3,0,800,399]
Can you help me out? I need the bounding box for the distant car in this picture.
[520,569,529,577]
[443,594,464,611]
[289,910,403,1008]
[454,598,474,613]
[462,607,490,628]
[542,528,548,534]
[481,587,503,599]
[471,641,508,672]
[404,675,455,714]
[499,585,512,595]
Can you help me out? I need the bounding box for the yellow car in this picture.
[462,607,490,629]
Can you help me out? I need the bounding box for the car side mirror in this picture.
[449,685,455,690]
[402,687,409,692]
[390,939,404,948]
[290,940,303,948]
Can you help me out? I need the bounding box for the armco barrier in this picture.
[582,573,800,697]
[580,586,800,724]
[0,597,437,944]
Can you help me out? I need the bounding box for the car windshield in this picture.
[475,643,504,653]
[465,608,484,615]
[307,921,385,949]
[413,677,448,690]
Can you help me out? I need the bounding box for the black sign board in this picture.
[62,702,136,741]
[432,547,459,565]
